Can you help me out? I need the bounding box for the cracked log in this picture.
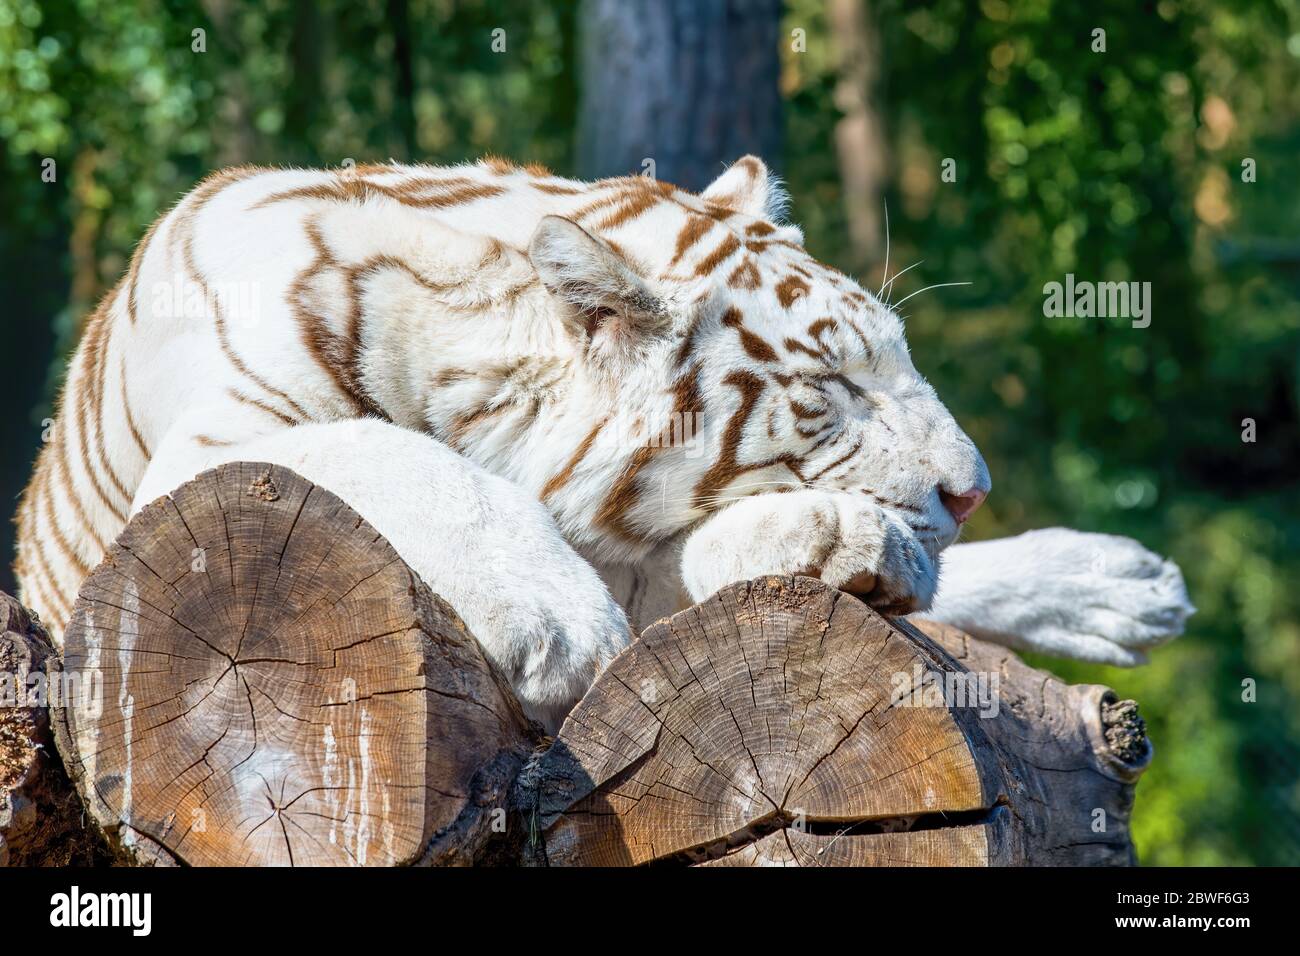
[516,576,1151,866]
[7,461,1152,867]
[50,461,538,866]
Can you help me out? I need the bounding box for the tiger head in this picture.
[520,157,989,572]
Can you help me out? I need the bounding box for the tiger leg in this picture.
[586,537,693,636]
[135,413,631,730]
[914,529,1194,667]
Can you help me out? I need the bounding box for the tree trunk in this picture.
[7,464,1152,867]
[830,0,888,268]
[577,0,783,190]
[385,0,418,160]
[200,0,260,166]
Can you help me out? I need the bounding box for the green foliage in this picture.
[2,0,1297,864]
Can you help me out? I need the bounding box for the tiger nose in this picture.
[939,486,987,524]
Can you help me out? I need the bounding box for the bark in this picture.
[0,593,109,865]
[385,0,418,159]
[577,0,783,190]
[200,0,260,166]
[830,0,889,267]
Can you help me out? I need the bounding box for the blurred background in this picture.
[1,0,1297,864]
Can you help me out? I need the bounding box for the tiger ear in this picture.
[528,215,667,343]
[700,155,787,221]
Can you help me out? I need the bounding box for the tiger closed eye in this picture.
[831,373,866,399]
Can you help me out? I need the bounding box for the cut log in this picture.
[52,462,538,866]
[7,459,1152,867]
[908,617,1151,865]
[516,576,1151,866]
[0,593,109,865]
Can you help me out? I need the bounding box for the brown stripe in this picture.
[784,337,831,362]
[594,368,703,539]
[808,317,837,339]
[746,238,804,254]
[209,284,315,423]
[430,367,475,389]
[804,428,839,455]
[673,312,708,369]
[727,259,761,290]
[721,307,778,363]
[806,438,863,482]
[39,465,92,579]
[228,387,301,427]
[570,185,643,224]
[776,275,811,309]
[841,315,875,362]
[85,292,134,505]
[480,156,553,179]
[541,419,606,502]
[692,370,805,509]
[693,234,741,277]
[401,181,505,209]
[120,357,152,459]
[448,401,512,445]
[126,213,165,324]
[592,188,663,231]
[533,182,585,196]
[253,179,390,208]
[812,259,847,282]
[179,167,315,423]
[71,346,129,524]
[21,564,69,629]
[288,218,367,417]
[253,174,504,212]
[481,155,517,174]
[669,215,714,268]
[22,515,74,621]
[52,432,110,552]
[388,175,478,193]
[789,399,827,420]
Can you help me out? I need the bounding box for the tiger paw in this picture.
[679,489,938,616]
[922,528,1195,666]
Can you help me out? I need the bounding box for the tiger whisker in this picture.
[891,280,971,309]
[877,197,891,297]
[882,260,923,306]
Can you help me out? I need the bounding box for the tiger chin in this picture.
[14,154,1193,733]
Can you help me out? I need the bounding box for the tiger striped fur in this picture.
[14,155,1192,729]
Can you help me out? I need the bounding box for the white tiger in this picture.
[14,155,1193,731]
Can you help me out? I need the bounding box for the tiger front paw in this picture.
[923,528,1195,666]
[679,489,938,616]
